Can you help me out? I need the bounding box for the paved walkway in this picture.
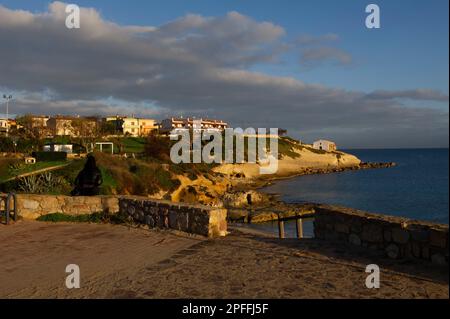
[0,221,448,298]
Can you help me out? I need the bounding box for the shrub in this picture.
[144,134,171,161]
[32,151,67,162]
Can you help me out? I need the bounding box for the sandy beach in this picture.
[0,221,447,299]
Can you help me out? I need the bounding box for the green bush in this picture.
[32,151,67,162]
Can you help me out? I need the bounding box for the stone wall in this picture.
[120,197,227,238]
[314,205,449,266]
[8,194,119,220]
[1,193,227,238]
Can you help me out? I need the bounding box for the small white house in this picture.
[43,144,73,153]
[313,140,337,152]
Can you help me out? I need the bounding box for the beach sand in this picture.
[0,221,447,299]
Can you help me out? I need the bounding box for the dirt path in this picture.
[0,221,447,298]
[0,221,200,298]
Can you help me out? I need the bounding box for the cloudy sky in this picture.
[0,0,448,148]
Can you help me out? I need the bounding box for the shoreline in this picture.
[222,160,445,228]
[236,162,397,191]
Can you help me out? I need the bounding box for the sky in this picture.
[0,0,448,148]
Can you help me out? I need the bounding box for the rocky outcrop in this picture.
[222,190,267,208]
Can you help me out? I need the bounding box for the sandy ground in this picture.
[0,221,448,299]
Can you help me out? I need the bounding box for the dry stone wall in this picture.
[1,193,227,238]
[314,205,449,266]
[120,197,227,238]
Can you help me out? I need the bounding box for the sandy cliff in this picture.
[212,145,361,179]
[170,141,361,204]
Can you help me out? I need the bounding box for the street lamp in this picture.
[3,94,12,137]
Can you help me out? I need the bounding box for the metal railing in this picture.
[0,193,18,225]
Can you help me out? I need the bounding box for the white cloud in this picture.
[0,2,448,148]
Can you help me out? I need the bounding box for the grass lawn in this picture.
[122,137,146,153]
[0,160,68,183]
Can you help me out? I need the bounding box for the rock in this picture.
[431,253,447,266]
[335,223,350,234]
[383,230,392,242]
[386,244,400,259]
[349,233,361,246]
[422,246,430,259]
[392,228,410,244]
[412,243,421,258]
[408,225,430,242]
[227,209,249,222]
[22,199,40,210]
[430,230,448,249]
[361,224,383,243]
[350,221,362,233]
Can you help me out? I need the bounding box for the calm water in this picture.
[250,149,449,238]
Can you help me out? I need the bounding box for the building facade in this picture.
[160,117,228,133]
[313,140,337,152]
[105,116,158,137]
[47,116,98,137]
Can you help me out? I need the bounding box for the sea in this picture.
[245,148,449,238]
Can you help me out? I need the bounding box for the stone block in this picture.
[392,228,410,244]
[361,224,383,243]
[335,223,350,234]
[349,233,361,246]
[431,253,447,266]
[386,244,400,259]
[22,199,40,210]
[430,230,448,249]
[383,229,392,242]
[412,243,421,258]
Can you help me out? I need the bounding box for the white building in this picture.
[160,117,228,133]
[43,144,74,153]
[0,117,8,134]
[107,116,157,137]
[313,140,337,152]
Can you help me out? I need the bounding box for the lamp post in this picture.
[3,94,12,137]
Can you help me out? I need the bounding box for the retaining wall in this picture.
[314,205,449,266]
[120,197,227,238]
[0,194,227,238]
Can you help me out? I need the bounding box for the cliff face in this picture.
[212,143,361,180]
[169,141,362,205]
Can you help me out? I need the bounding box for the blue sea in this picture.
[248,149,449,238]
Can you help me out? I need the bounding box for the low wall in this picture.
[0,193,227,238]
[120,197,227,238]
[13,194,119,219]
[314,205,449,266]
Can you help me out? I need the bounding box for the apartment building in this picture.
[160,117,228,133]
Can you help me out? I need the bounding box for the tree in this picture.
[278,128,288,137]
[144,134,171,161]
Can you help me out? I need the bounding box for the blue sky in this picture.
[3,0,448,94]
[0,1,448,147]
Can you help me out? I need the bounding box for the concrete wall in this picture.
[314,205,449,266]
[1,193,227,238]
[120,197,227,238]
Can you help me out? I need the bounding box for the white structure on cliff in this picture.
[313,140,337,152]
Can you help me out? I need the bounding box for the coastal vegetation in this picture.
[1,133,363,205]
